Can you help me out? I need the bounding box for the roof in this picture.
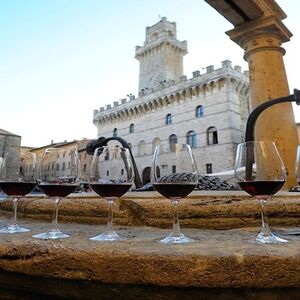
[0,128,21,137]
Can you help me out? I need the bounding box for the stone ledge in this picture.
[1,191,300,298]
[0,219,300,290]
[1,191,300,229]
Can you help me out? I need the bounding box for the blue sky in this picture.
[0,0,299,147]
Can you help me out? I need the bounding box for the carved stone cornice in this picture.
[135,37,187,59]
[226,15,292,49]
[93,74,249,126]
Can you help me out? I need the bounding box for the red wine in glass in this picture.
[237,180,285,197]
[0,149,36,234]
[38,184,78,198]
[234,141,287,244]
[0,182,36,197]
[90,183,132,198]
[151,144,198,244]
[32,148,80,240]
[152,183,196,199]
[89,146,134,242]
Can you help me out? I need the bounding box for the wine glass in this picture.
[0,149,36,233]
[89,145,134,241]
[32,148,80,239]
[151,143,198,244]
[234,140,288,244]
[282,145,300,235]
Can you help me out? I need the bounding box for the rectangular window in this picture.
[56,163,60,171]
[83,164,87,172]
[206,163,212,174]
[172,165,176,173]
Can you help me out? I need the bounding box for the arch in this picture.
[129,123,134,133]
[186,130,197,148]
[169,94,175,104]
[138,140,146,156]
[152,137,160,153]
[163,96,169,106]
[166,113,172,125]
[169,134,177,152]
[158,98,163,107]
[207,126,218,145]
[196,105,204,117]
[148,101,153,111]
[129,108,134,117]
[142,167,151,185]
[143,103,148,113]
[113,128,118,137]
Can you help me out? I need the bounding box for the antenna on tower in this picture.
[158,15,166,21]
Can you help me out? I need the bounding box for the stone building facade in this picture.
[93,18,250,184]
[22,139,92,182]
[0,129,21,179]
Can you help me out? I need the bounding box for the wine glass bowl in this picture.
[151,143,198,244]
[234,140,287,244]
[32,148,80,240]
[0,149,36,233]
[89,145,134,242]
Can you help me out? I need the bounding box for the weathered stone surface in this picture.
[1,191,300,229]
[0,218,300,290]
[1,191,300,298]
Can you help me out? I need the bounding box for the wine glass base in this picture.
[0,225,30,234]
[255,232,289,244]
[159,232,196,244]
[90,231,124,242]
[32,229,70,240]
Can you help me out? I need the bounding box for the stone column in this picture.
[227,17,299,188]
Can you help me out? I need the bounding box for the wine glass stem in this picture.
[52,197,60,231]
[106,198,115,233]
[258,197,271,237]
[171,199,181,235]
[12,197,19,226]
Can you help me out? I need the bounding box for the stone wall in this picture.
[0,130,21,179]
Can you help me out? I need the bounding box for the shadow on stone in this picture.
[1,270,300,300]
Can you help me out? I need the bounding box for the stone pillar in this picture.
[227,17,298,188]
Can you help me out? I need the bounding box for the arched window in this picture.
[166,113,172,125]
[104,148,110,160]
[169,134,177,152]
[207,126,218,145]
[196,105,204,117]
[113,128,118,137]
[138,140,146,156]
[129,123,134,133]
[186,130,197,148]
[152,137,161,153]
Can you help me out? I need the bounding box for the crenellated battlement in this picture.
[93,60,249,125]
